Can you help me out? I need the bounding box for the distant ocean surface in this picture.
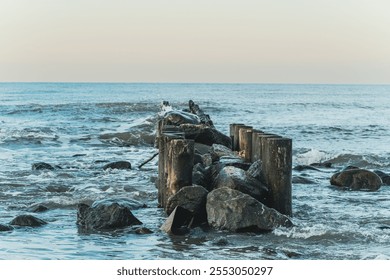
[1,83,389,259]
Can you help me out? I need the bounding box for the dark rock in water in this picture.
[293,165,321,172]
[374,170,390,186]
[135,227,153,234]
[27,204,49,213]
[206,188,293,232]
[72,153,87,157]
[330,169,382,191]
[292,176,316,184]
[179,123,232,149]
[103,161,132,170]
[32,162,55,171]
[213,166,268,203]
[45,184,71,193]
[10,215,47,227]
[310,162,332,168]
[246,160,263,181]
[160,206,192,235]
[0,224,14,231]
[77,202,142,230]
[166,185,209,225]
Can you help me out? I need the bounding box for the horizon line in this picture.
[1,81,390,86]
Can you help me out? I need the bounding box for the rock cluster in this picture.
[159,101,292,235]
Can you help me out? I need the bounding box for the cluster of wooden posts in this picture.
[157,121,292,218]
[230,124,292,216]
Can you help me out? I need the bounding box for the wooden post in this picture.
[263,137,292,217]
[233,124,252,151]
[165,138,194,212]
[239,128,253,162]
[158,125,184,208]
[250,129,264,162]
[230,123,244,151]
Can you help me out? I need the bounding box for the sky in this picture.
[1,0,390,83]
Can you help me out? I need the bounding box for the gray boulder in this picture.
[246,160,263,181]
[330,168,382,191]
[213,166,268,203]
[166,185,208,224]
[206,188,293,232]
[10,215,47,227]
[210,144,238,162]
[77,201,142,230]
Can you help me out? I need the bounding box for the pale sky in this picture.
[1,0,390,83]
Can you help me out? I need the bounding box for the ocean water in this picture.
[1,83,390,260]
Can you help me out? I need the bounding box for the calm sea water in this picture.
[1,83,390,259]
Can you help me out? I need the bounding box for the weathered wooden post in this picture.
[262,137,292,217]
[165,138,194,212]
[250,129,264,162]
[233,124,252,152]
[157,123,184,208]
[230,123,244,151]
[239,128,253,162]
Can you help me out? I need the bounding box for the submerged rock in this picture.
[0,224,14,231]
[10,215,47,227]
[330,168,382,191]
[293,165,321,172]
[32,162,55,171]
[206,188,292,232]
[292,176,316,184]
[77,202,142,230]
[27,204,49,213]
[135,227,153,234]
[103,161,132,170]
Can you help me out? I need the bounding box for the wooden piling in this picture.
[157,123,184,208]
[230,123,244,151]
[250,130,264,162]
[233,124,252,152]
[239,128,253,162]
[262,137,292,217]
[165,138,194,212]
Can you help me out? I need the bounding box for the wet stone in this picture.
[0,224,14,232]
[27,204,49,213]
[10,215,48,227]
[103,161,132,170]
[77,202,142,230]
[32,162,55,171]
[330,168,382,191]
